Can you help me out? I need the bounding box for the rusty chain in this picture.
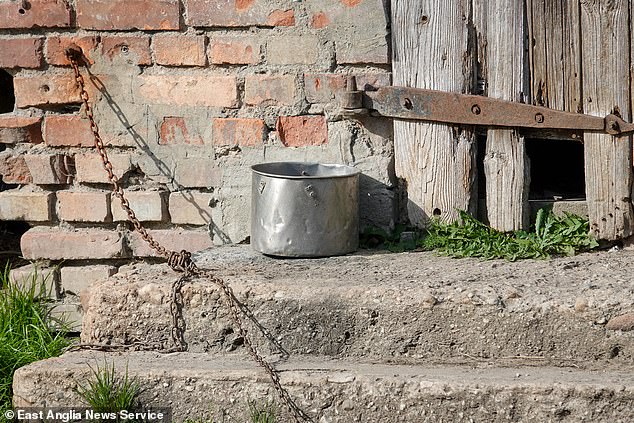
[66,46,312,423]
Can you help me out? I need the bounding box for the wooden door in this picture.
[392,0,634,241]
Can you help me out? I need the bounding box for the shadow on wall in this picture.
[86,70,232,244]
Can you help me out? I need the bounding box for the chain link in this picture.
[66,46,311,423]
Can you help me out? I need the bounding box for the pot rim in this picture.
[251,161,360,180]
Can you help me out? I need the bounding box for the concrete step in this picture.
[13,351,634,423]
[80,246,634,364]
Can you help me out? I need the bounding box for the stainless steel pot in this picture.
[251,162,360,257]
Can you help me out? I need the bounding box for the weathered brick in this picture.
[57,191,111,222]
[76,0,180,30]
[60,265,117,296]
[212,118,266,147]
[51,303,82,332]
[0,37,44,68]
[46,36,99,66]
[159,117,204,145]
[311,11,330,28]
[21,228,127,260]
[0,116,43,144]
[14,74,80,109]
[137,75,238,107]
[101,36,152,66]
[304,73,346,103]
[276,115,328,147]
[173,159,222,188]
[44,115,94,147]
[267,35,319,65]
[0,190,52,221]
[10,264,58,300]
[74,153,133,184]
[186,0,293,27]
[307,0,389,64]
[209,36,259,65]
[169,192,214,225]
[244,75,296,106]
[153,34,206,67]
[24,154,73,185]
[267,9,295,26]
[127,228,213,257]
[0,0,70,29]
[111,191,168,222]
[0,152,32,184]
[304,73,391,103]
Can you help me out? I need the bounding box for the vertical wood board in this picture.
[391,0,477,226]
[527,0,582,112]
[581,0,634,240]
[483,0,530,231]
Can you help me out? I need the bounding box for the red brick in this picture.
[311,11,330,28]
[111,191,168,222]
[0,116,43,144]
[102,36,152,66]
[276,115,328,147]
[159,117,204,145]
[137,74,238,107]
[77,0,179,30]
[209,36,259,65]
[0,0,70,29]
[212,118,266,147]
[186,0,292,27]
[267,9,295,26]
[267,35,319,65]
[168,192,214,225]
[44,115,94,147]
[24,154,74,184]
[127,228,213,257]
[46,36,99,66]
[56,191,111,222]
[0,152,32,184]
[0,190,52,221]
[74,153,133,184]
[0,37,44,68]
[60,265,117,296]
[244,75,297,106]
[14,74,80,109]
[173,159,222,188]
[153,34,206,67]
[21,228,127,260]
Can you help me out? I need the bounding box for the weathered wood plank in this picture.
[527,0,582,112]
[391,0,476,226]
[483,0,530,231]
[581,0,634,240]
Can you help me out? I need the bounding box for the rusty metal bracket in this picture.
[341,77,634,137]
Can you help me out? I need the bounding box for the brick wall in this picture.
[0,0,395,327]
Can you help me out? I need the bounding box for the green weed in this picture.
[421,209,598,261]
[0,265,69,421]
[75,360,140,420]
[248,401,276,423]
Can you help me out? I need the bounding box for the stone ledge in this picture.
[13,351,634,423]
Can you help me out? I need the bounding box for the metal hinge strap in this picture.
[342,79,634,137]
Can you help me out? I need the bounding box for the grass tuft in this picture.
[0,264,69,421]
[76,360,140,419]
[248,401,276,423]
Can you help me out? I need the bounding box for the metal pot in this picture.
[251,162,360,257]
